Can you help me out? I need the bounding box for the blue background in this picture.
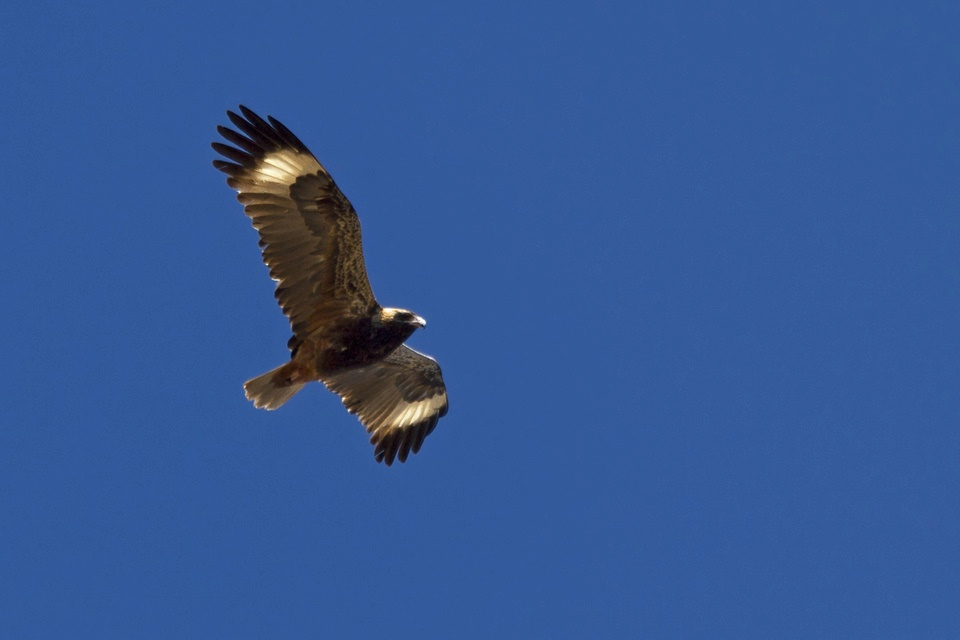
[3,1,959,637]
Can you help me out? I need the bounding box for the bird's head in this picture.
[378,307,427,330]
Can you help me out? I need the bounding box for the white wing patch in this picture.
[253,149,321,185]
[386,393,447,429]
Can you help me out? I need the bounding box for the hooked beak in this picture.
[413,315,427,328]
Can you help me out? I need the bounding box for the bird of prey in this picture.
[212,106,448,465]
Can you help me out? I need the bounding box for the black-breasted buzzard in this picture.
[212,106,448,465]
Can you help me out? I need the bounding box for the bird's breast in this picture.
[313,317,412,372]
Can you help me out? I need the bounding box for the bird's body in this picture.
[213,106,448,465]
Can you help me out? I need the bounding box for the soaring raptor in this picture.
[212,106,448,465]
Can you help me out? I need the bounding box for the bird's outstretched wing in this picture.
[212,106,377,340]
[322,346,449,465]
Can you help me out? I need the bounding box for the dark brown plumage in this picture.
[213,106,448,465]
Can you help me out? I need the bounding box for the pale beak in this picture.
[413,315,427,328]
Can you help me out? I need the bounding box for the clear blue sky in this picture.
[2,1,959,637]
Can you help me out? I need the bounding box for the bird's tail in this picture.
[244,363,306,410]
